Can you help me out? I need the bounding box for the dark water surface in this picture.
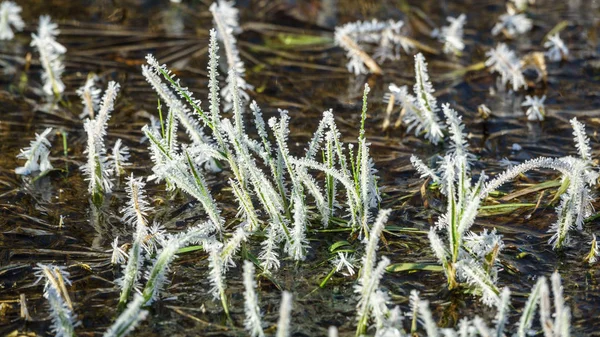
[1,0,600,336]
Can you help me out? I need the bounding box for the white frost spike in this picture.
[570,117,591,162]
[76,75,101,119]
[545,34,569,62]
[0,1,24,40]
[31,15,66,96]
[522,95,546,121]
[15,127,53,175]
[243,261,265,337]
[103,294,148,337]
[432,14,466,55]
[276,291,293,337]
[491,5,532,38]
[485,43,527,91]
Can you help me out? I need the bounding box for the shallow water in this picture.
[1,0,600,336]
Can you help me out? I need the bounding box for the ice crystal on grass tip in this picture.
[31,15,66,96]
[210,0,252,110]
[485,43,527,91]
[15,127,53,175]
[584,234,599,264]
[0,1,24,40]
[34,264,78,337]
[491,5,532,38]
[103,294,148,337]
[332,252,357,276]
[335,19,412,75]
[522,95,546,121]
[111,237,128,265]
[545,33,568,62]
[431,14,466,55]
[243,261,265,337]
[77,75,101,119]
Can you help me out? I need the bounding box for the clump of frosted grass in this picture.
[81,81,120,205]
[384,54,445,144]
[334,19,413,75]
[15,127,53,175]
[31,15,66,96]
[485,43,527,91]
[491,5,532,38]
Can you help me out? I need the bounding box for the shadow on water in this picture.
[0,0,600,336]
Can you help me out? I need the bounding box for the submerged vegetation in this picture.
[2,0,600,336]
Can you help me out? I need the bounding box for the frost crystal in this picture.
[491,6,532,38]
[0,1,24,40]
[522,95,546,121]
[76,75,101,119]
[31,15,66,96]
[544,33,569,62]
[332,252,357,276]
[485,43,527,91]
[16,128,53,175]
[432,14,466,55]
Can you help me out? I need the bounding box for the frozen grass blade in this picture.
[15,127,53,175]
[103,294,148,337]
[0,1,24,40]
[243,261,265,337]
[31,15,66,96]
[276,291,293,337]
[34,264,77,337]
